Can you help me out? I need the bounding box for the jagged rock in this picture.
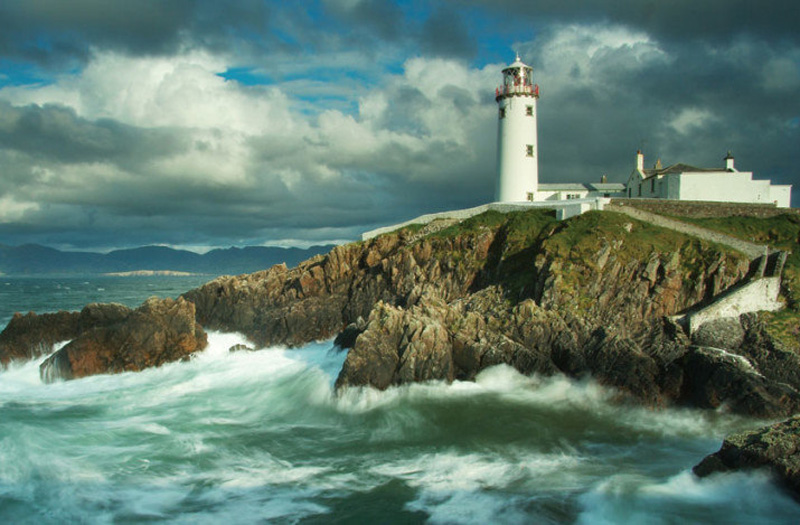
[692,317,746,350]
[583,329,664,405]
[333,316,367,349]
[335,300,456,389]
[0,311,80,366]
[675,346,800,417]
[39,297,207,382]
[738,313,800,393]
[335,302,405,390]
[694,415,800,498]
[0,303,132,366]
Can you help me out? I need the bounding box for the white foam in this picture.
[576,470,800,524]
[372,449,585,524]
[2,332,797,523]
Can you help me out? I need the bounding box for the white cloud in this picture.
[668,108,716,135]
[0,194,39,222]
[528,23,668,92]
[0,51,297,135]
[0,49,502,247]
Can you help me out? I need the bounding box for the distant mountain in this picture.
[0,244,336,276]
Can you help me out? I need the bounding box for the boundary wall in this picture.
[361,198,610,241]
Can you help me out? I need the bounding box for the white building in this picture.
[495,55,539,202]
[535,182,626,201]
[625,151,792,207]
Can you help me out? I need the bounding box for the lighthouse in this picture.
[495,54,539,202]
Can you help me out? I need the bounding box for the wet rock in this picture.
[333,316,367,349]
[694,415,800,498]
[676,346,800,418]
[692,317,746,350]
[0,303,133,366]
[0,310,80,366]
[229,344,255,353]
[40,297,207,382]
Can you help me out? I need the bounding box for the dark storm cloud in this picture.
[0,101,188,164]
[451,0,800,44]
[0,0,195,67]
[322,0,406,41]
[419,7,477,59]
[0,1,797,250]
[0,0,296,74]
[522,24,800,193]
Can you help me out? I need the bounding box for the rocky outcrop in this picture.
[185,211,748,347]
[4,209,792,417]
[183,209,798,416]
[183,227,496,348]
[0,303,131,366]
[39,297,207,382]
[332,283,800,417]
[694,415,800,498]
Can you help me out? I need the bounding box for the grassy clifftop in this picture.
[404,209,752,317]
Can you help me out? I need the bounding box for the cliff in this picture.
[3,208,800,497]
[183,209,800,418]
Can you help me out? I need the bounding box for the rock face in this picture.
[0,303,131,366]
[39,297,207,382]
[185,211,749,349]
[694,415,800,498]
[182,209,800,417]
[5,209,795,418]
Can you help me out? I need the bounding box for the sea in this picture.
[1,275,799,524]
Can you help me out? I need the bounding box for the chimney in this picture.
[724,151,735,171]
[636,150,644,171]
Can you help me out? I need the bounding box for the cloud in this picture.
[420,7,477,59]
[450,0,800,45]
[506,22,800,192]
[0,49,500,249]
[0,3,797,249]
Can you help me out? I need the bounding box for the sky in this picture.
[0,0,798,252]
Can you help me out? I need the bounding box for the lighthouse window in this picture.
[499,108,505,119]
[526,145,534,157]
[526,105,533,116]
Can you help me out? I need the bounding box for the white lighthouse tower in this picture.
[495,54,539,202]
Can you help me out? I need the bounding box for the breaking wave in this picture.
[0,332,798,524]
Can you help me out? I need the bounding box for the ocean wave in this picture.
[1,332,797,523]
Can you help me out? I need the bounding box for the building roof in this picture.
[504,53,531,71]
[641,163,727,180]
[538,183,626,191]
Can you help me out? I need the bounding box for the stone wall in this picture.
[609,198,799,219]
[361,199,610,241]
[687,277,784,334]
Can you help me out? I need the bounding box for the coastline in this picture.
[102,270,203,277]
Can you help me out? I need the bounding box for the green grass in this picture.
[382,207,800,349]
[671,214,800,247]
[428,210,511,239]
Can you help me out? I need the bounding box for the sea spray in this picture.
[0,332,798,524]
